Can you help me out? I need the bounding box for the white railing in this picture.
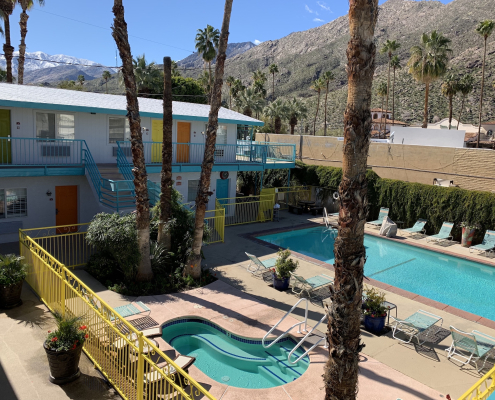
[287,313,329,364]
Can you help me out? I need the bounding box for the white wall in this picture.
[0,175,101,243]
[390,126,466,148]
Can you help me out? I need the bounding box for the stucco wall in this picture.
[257,133,495,192]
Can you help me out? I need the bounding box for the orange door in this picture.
[177,122,190,163]
[55,186,78,234]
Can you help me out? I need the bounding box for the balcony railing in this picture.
[116,141,296,165]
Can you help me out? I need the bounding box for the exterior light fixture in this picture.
[46,190,52,196]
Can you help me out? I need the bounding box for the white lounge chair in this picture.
[391,309,443,345]
[425,222,454,244]
[367,207,389,227]
[290,272,333,298]
[401,219,427,237]
[245,252,277,275]
[470,230,495,256]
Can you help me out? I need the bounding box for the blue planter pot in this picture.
[273,275,290,291]
[364,314,386,334]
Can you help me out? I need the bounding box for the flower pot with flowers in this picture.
[362,286,388,334]
[44,312,88,384]
[271,249,299,291]
[460,222,480,248]
[0,254,28,309]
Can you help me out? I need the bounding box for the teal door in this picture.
[216,179,229,205]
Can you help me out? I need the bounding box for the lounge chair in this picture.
[401,219,427,237]
[446,326,495,373]
[470,230,495,256]
[390,309,443,345]
[290,272,334,298]
[245,252,277,275]
[367,207,389,227]
[113,301,151,318]
[425,222,454,244]
[145,355,196,387]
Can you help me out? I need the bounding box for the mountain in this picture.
[177,42,256,69]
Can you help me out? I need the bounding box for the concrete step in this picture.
[97,163,125,181]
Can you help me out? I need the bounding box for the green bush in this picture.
[0,254,28,287]
[274,249,299,279]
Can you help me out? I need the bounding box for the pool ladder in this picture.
[262,298,328,365]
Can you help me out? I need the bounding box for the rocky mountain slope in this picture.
[177,41,256,69]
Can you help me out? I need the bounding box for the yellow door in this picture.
[55,186,78,234]
[177,122,190,163]
[151,119,163,163]
[0,109,11,164]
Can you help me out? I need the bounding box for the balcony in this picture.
[116,141,296,173]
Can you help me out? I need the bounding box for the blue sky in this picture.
[6,0,453,67]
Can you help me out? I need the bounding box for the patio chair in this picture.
[390,309,443,345]
[446,326,495,373]
[289,272,334,298]
[401,219,427,237]
[425,222,454,244]
[367,207,390,227]
[113,301,151,318]
[145,355,196,388]
[245,252,277,275]
[470,230,495,256]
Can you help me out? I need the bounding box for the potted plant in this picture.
[44,312,88,384]
[0,254,28,309]
[272,249,299,291]
[460,222,480,248]
[362,286,388,334]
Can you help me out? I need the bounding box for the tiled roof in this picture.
[0,83,263,125]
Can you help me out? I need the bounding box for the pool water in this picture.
[257,226,495,321]
[161,318,310,389]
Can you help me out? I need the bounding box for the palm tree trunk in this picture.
[422,82,429,129]
[290,123,295,135]
[324,83,329,136]
[3,13,14,83]
[272,72,275,101]
[274,116,281,134]
[385,53,391,131]
[17,8,29,85]
[448,94,453,130]
[187,0,233,279]
[380,96,384,138]
[105,80,108,94]
[157,57,173,251]
[457,95,465,130]
[208,61,213,104]
[392,67,396,126]
[314,92,321,136]
[477,37,487,148]
[229,87,232,109]
[325,0,377,398]
[112,0,153,282]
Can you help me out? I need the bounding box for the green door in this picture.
[0,109,11,164]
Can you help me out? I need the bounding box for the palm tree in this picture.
[226,76,235,108]
[16,0,44,85]
[475,20,495,147]
[188,0,233,279]
[325,1,378,398]
[231,79,245,111]
[322,71,335,136]
[380,40,401,130]
[376,82,388,137]
[252,69,267,85]
[310,77,325,135]
[263,99,287,134]
[235,88,264,117]
[441,74,459,129]
[130,54,162,95]
[171,60,180,77]
[0,0,15,83]
[390,55,401,126]
[77,74,85,86]
[112,0,152,282]
[456,74,475,129]
[408,31,452,128]
[195,24,220,101]
[268,63,279,101]
[286,98,308,135]
[102,70,112,93]
[197,70,212,97]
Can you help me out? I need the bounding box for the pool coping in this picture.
[241,222,495,330]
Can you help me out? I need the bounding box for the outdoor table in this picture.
[298,200,315,213]
[382,301,397,325]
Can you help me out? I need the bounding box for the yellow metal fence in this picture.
[19,228,216,400]
[457,365,495,400]
[204,208,225,243]
[216,194,275,226]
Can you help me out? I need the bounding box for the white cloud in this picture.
[313,18,325,22]
[305,4,318,15]
[253,40,262,45]
[317,1,332,12]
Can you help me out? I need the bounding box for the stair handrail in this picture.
[262,298,309,349]
[287,312,328,365]
[81,141,103,198]
[116,141,134,181]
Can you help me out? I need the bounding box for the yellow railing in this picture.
[19,228,216,400]
[204,208,225,243]
[457,366,495,400]
[216,194,275,226]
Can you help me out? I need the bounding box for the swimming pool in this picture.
[257,226,495,321]
[161,318,310,389]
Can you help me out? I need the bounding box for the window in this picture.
[109,117,131,143]
[36,113,75,140]
[206,124,228,144]
[373,114,378,119]
[0,188,27,218]
[187,180,199,202]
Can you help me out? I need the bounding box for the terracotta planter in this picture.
[0,279,24,309]
[461,227,476,248]
[44,343,83,384]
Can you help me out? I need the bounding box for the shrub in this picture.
[45,312,88,352]
[362,286,387,317]
[0,254,28,287]
[273,249,299,279]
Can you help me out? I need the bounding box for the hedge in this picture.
[293,161,495,243]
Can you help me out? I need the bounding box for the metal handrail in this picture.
[287,312,329,364]
[262,298,309,349]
